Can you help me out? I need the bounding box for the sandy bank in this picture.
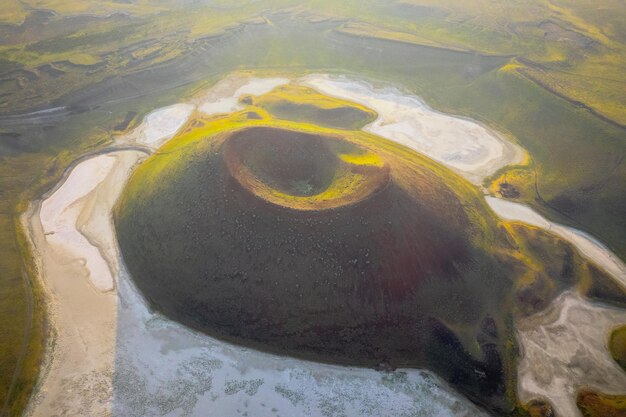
[120,103,195,149]
[26,150,145,417]
[40,154,118,292]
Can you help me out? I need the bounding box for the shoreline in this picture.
[24,150,144,416]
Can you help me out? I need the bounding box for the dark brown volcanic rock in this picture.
[115,125,588,413]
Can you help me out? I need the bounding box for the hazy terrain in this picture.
[1,2,625,417]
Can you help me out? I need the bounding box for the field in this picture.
[0,1,625,416]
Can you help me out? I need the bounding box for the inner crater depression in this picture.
[223,127,390,210]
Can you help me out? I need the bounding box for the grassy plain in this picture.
[326,0,626,126]
[1,1,624,122]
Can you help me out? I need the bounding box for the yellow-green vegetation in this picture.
[577,389,626,417]
[610,325,626,372]
[1,2,624,264]
[0,1,26,26]
[0,105,148,413]
[489,166,535,200]
[0,152,51,415]
[487,151,534,200]
[499,222,581,316]
[250,84,377,130]
[338,21,471,52]
[0,1,281,112]
[519,62,626,127]
[0,0,167,25]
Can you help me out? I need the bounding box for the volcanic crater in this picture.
[223,127,390,210]
[116,118,516,399]
[114,101,610,412]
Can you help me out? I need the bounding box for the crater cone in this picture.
[116,123,524,410]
